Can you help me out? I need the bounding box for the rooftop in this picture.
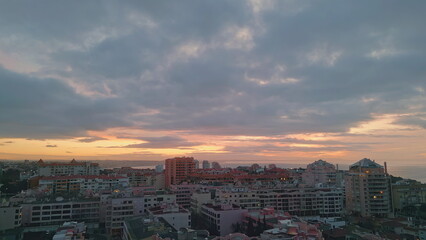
[350,158,383,169]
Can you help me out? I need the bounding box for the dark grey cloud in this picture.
[107,136,201,149]
[45,145,57,148]
[0,1,425,139]
[78,136,107,143]
[394,114,426,129]
[0,66,134,139]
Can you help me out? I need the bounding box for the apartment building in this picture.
[21,198,100,227]
[392,179,426,211]
[191,190,214,214]
[302,159,337,187]
[216,186,260,210]
[201,203,248,236]
[37,175,129,193]
[148,203,191,231]
[37,159,100,176]
[165,157,196,187]
[256,187,344,217]
[345,158,392,217]
[0,202,22,232]
[169,183,202,208]
[100,191,145,237]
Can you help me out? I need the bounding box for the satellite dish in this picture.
[56,197,64,202]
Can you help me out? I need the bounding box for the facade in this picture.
[216,187,260,210]
[37,175,129,193]
[202,160,211,169]
[302,160,337,187]
[257,187,343,216]
[100,192,145,237]
[37,159,100,176]
[392,180,426,211]
[201,203,248,236]
[0,203,22,232]
[169,184,201,208]
[165,157,196,187]
[143,192,176,210]
[345,158,392,217]
[21,198,100,227]
[191,190,215,214]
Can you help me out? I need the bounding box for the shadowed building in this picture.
[165,157,196,187]
[345,158,392,217]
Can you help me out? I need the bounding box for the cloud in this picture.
[0,1,425,142]
[0,66,134,139]
[108,136,202,149]
[46,145,57,148]
[78,136,107,143]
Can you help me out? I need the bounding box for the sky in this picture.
[0,0,425,167]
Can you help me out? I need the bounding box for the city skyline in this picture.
[1,1,426,166]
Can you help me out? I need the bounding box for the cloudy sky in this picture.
[0,0,425,166]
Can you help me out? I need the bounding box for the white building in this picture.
[201,203,248,236]
[202,161,210,169]
[37,175,130,193]
[37,159,100,176]
[0,203,22,231]
[191,190,214,214]
[148,203,191,231]
[21,198,100,227]
[100,191,145,237]
[216,187,260,210]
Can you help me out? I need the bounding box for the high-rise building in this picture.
[345,158,392,217]
[202,160,210,169]
[165,157,195,187]
[37,159,100,176]
[302,159,337,187]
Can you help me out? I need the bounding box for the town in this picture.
[0,157,425,240]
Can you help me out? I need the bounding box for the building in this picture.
[216,187,260,210]
[122,215,170,240]
[156,165,164,173]
[36,175,129,193]
[21,198,100,227]
[165,157,196,187]
[52,222,86,240]
[392,179,426,211]
[143,191,177,211]
[302,160,337,187]
[202,160,210,169]
[0,202,22,232]
[191,189,215,214]
[37,159,100,176]
[148,203,191,231]
[257,187,343,217]
[201,203,248,236]
[169,184,202,208]
[345,158,392,217]
[100,191,145,237]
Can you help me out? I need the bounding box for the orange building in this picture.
[165,157,195,187]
